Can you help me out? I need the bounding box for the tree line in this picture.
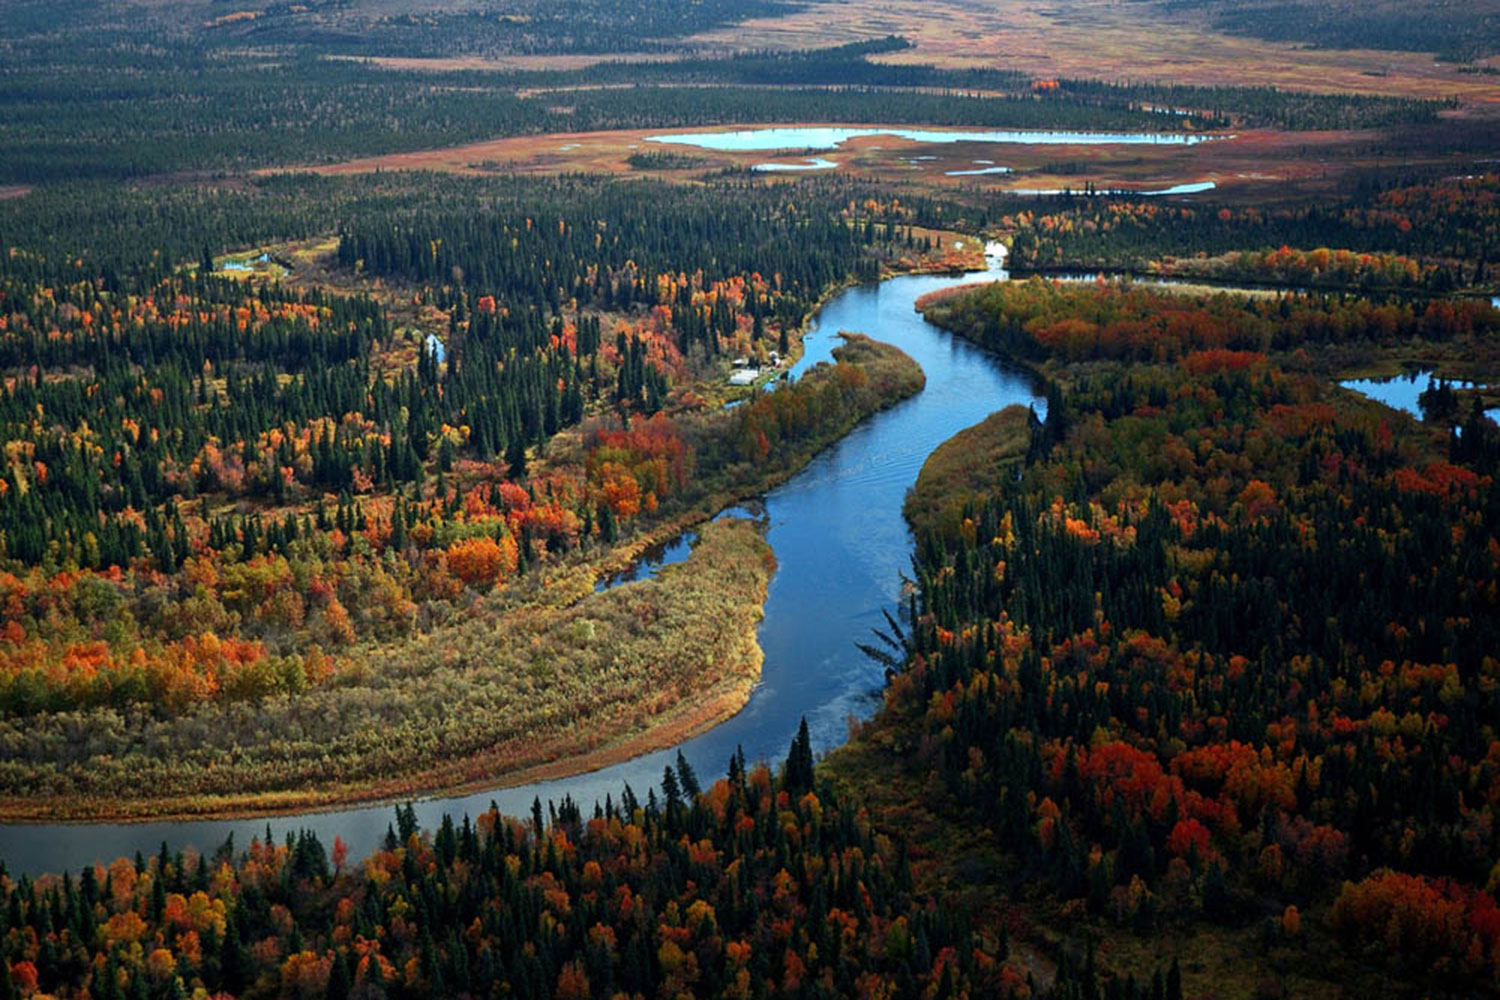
[898,278,1500,991]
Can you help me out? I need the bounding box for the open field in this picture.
[686,0,1500,102]
[284,117,1500,207]
[286,126,724,178]
[326,51,686,72]
[243,0,1500,106]
[283,121,1241,190]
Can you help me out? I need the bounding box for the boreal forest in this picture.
[0,0,1498,996]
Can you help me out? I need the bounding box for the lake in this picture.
[647,125,1220,152]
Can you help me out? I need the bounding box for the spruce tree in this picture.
[326,951,352,1000]
[675,751,701,798]
[783,717,815,793]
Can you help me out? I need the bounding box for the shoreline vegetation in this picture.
[0,334,925,824]
[0,516,776,825]
[824,275,1500,997]
[900,403,1033,540]
[0,168,970,825]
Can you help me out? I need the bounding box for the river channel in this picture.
[0,248,1044,875]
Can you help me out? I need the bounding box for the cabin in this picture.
[728,369,760,386]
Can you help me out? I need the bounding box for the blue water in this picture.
[592,502,771,591]
[647,125,1219,152]
[1008,181,1217,196]
[594,533,696,591]
[0,248,1043,875]
[1340,370,1487,421]
[753,157,839,172]
[946,165,1013,177]
[219,252,273,273]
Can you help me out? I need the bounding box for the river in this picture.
[0,248,1043,876]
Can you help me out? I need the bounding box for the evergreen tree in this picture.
[783,717,815,793]
[674,751,701,798]
[326,950,352,1000]
[507,438,528,480]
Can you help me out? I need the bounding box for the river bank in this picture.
[0,243,1040,874]
[0,336,924,825]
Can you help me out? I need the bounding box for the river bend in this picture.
[0,249,1041,875]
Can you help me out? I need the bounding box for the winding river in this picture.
[0,249,1043,876]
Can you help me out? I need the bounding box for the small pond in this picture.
[594,533,695,592]
[946,165,1013,177]
[1339,369,1488,422]
[1006,180,1216,196]
[220,252,278,273]
[753,157,839,172]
